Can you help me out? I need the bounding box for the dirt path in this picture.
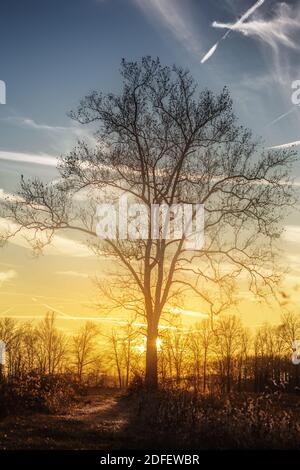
[0,389,134,450]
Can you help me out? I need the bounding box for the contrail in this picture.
[42,303,74,319]
[201,0,265,64]
[0,307,14,316]
[264,108,296,129]
[0,312,182,330]
[268,140,300,149]
[201,43,219,64]
[228,0,265,26]
[169,307,209,318]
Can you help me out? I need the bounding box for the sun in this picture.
[136,337,162,354]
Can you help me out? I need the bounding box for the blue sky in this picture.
[0,0,299,326]
[0,0,299,154]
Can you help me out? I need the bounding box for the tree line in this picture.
[0,311,299,394]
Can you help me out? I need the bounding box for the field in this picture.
[0,389,132,450]
[1,387,300,450]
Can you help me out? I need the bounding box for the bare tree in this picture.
[121,318,140,388]
[277,311,300,353]
[72,321,100,382]
[36,312,68,375]
[163,327,189,385]
[189,319,214,392]
[236,327,251,392]
[214,314,243,393]
[1,57,296,389]
[107,318,140,388]
[21,322,39,373]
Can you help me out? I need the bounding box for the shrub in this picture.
[128,373,145,395]
[135,388,300,449]
[0,373,77,416]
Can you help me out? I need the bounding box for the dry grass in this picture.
[132,388,300,449]
[1,385,300,450]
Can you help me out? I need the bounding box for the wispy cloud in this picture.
[268,140,300,150]
[3,116,69,132]
[0,150,57,167]
[246,3,300,130]
[0,218,93,258]
[2,115,97,152]
[133,0,202,58]
[0,188,24,203]
[212,3,300,51]
[0,269,17,286]
[283,225,300,244]
[201,0,265,63]
[56,270,90,279]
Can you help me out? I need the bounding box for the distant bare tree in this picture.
[214,314,243,393]
[236,328,251,391]
[1,57,296,389]
[36,313,68,375]
[72,321,100,382]
[21,322,39,373]
[163,327,189,385]
[189,319,214,392]
[107,318,139,388]
[277,311,300,353]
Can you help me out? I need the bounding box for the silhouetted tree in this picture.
[2,57,296,389]
[36,312,68,375]
[72,321,100,382]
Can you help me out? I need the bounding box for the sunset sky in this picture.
[0,0,299,330]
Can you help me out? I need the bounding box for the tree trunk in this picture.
[145,323,158,390]
[226,357,231,393]
[126,340,131,388]
[203,351,207,393]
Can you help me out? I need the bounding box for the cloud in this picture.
[3,116,69,132]
[240,4,300,130]
[201,0,265,63]
[2,116,98,152]
[56,270,90,279]
[283,225,300,244]
[268,140,300,149]
[0,188,24,203]
[0,150,57,167]
[169,307,209,319]
[0,269,17,286]
[0,218,93,258]
[212,3,300,51]
[0,189,10,199]
[50,235,94,257]
[133,0,202,58]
